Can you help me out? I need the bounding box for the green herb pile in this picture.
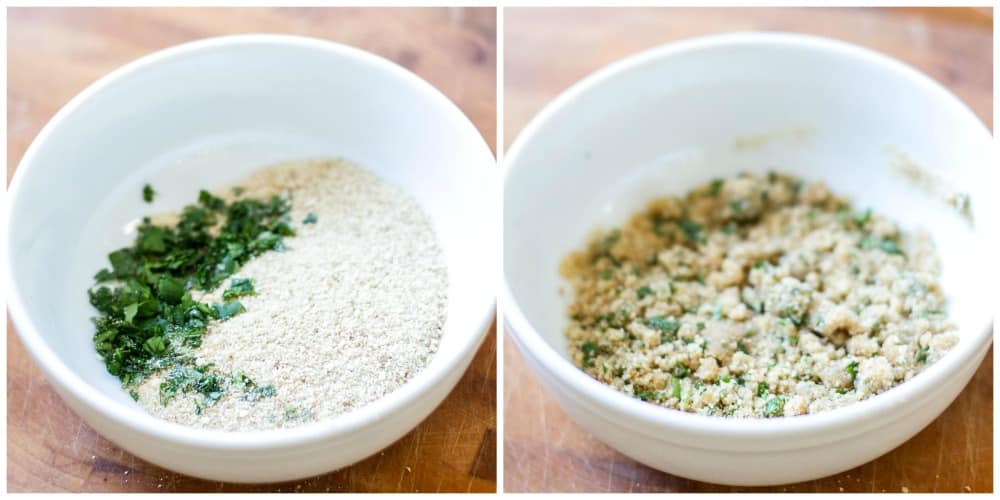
[90,186,296,411]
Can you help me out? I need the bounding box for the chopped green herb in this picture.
[142,184,155,203]
[243,384,276,402]
[729,199,749,213]
[757,381,768,397]
[212,300,246,320]
[302,212,318,224]
[159,362,224,408]
[122,303,139,325]
[222,278,256,301]
[284,406,312,420]
[859,235,905,256]
[757,382,767,397]
[763,396,784,417]
[140,226,166,253]
[601,269,614,280]
[672,363,690,378]
[599,229,621,255]
[678,219,706,244]
[880,238,904,256]
[708,178,724,196]
[636,286,654,300]
[852,208,872,228]
[636,389,662,401]
[143,336,167,356]
[777,303,806,326]
[156,276,185,304]
[917,346,929,363]
[646,316,680,342]
[737,341,749,354]
[89,188,294,404]
[846,360,859,381]
[670,377,683,398]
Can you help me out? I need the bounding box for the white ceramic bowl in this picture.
[7,35,496,482]
[503,32,994,486]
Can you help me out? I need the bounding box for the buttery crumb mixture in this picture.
[561,172,958,418]
[124,159,447,430]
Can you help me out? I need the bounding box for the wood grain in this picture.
[503,7,992,493]
[6,7,496,493]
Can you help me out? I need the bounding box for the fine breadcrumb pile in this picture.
[136,159,448,430]
[561,172,958,418]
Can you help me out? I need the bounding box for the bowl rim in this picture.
[7,33,497,449]
[502,31,993,443]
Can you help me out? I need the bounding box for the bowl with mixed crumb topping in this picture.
[503,33,993,485]
[8,35,496,482]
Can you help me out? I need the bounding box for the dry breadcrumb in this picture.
[562,172,957,418]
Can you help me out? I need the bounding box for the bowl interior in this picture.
[505,34,994,361]
[9,37,495,413]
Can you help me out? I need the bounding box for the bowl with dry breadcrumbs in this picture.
[7,35,496,482]
[503,33,994,486]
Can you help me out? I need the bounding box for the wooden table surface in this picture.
[503,7,992,493]
[7,7,496,493]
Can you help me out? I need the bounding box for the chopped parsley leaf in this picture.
[212,300,246,320]
[917,346,930,363]
[636,390,662,402]
[222,278,256,301]
[581,342,599,367]
[852,208,872,228]
[708,178,724,196]
[678,219,706,244]
[737,341,749,354]
[89,188,294,410]
[670,377,683,398]
[846,360,859,380]
[859,235,905,256]
[646,316,680,342]
[763,396,784,417]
